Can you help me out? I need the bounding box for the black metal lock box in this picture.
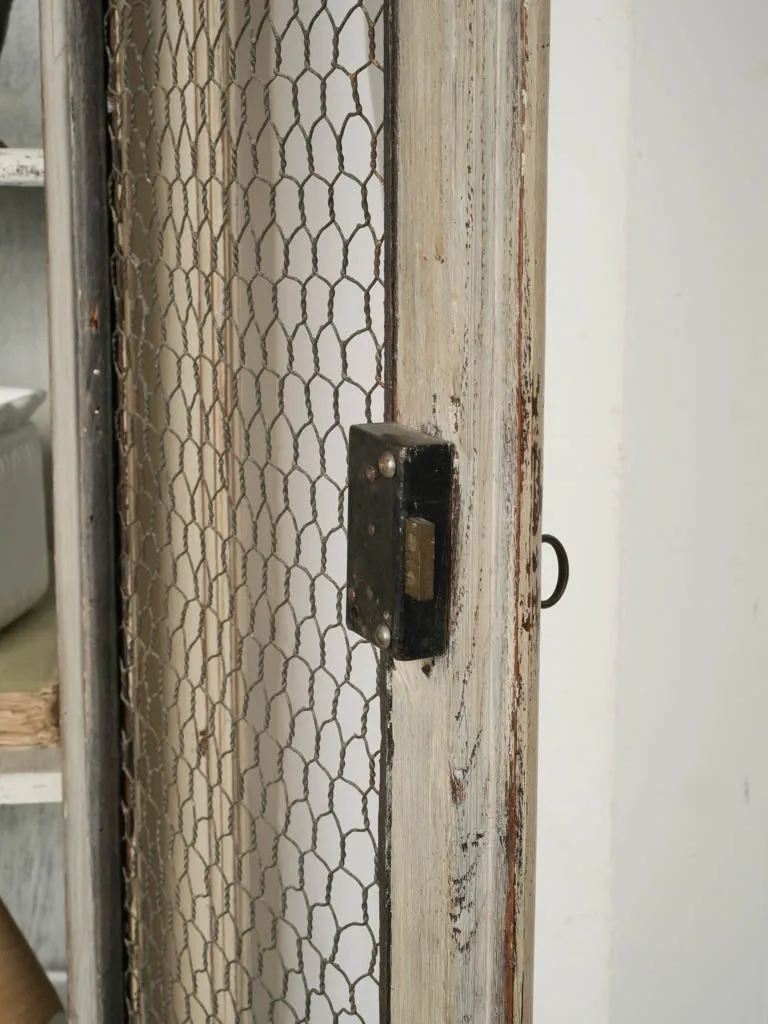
[346,423,453,661]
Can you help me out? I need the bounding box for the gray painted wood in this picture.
[387,0,550,1020]
[42,0,123,1019]
[0,804,66,971]
[0,0,42,148]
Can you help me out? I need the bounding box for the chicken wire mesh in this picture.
[106,0,385,1019]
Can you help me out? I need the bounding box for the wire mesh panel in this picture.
[106,0,385,1019]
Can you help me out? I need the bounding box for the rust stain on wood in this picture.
[504,0,549,1019]
[504,0,530,1012]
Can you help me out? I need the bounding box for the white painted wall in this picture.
[534,2,630,1021]
[536,2,768,1022]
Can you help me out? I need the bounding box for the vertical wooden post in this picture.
[41,0,123,1019]
[386,0,550,1019]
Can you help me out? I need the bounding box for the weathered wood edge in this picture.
[0,747,62,804]
[41,0,124,1019]
[387,0,550,1020]
[507,5,550,1017]
[0,687,59,748]
[0,148,45,186]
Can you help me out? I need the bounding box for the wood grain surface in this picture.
[387,0,550,1020]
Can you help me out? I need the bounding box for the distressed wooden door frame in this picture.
[41,0,549,1018]
[382,0,550,1020]
[41,0,124,1020]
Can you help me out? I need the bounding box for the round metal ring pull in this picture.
[541,533,569,609]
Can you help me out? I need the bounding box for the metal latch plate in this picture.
[346,423,453,661]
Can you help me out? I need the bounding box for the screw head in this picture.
[378,451,397,478]
[374,623,392,649]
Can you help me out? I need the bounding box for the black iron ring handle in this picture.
[541,533,569,609]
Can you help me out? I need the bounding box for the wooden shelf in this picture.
[0,747,61,804]
[0,148,45,187]
[0,592,58,748]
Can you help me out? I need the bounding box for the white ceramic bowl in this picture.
[0,386,46,436]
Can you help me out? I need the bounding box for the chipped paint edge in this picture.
[387,0,550,1019]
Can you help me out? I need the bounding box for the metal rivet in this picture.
[378,451,396,478]
[368,523,375,537]
[365,465,377,483]
[374,623,391,649]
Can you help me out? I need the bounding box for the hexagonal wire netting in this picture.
[106,0,385,1019]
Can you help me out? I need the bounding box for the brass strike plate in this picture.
[404,517,435,601]
[346,424,453,661]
